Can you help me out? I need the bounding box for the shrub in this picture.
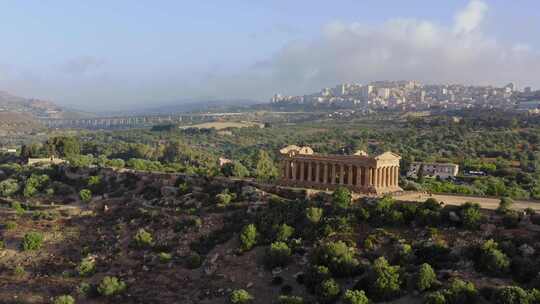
[230,289,253,303]
[4,221,17,230]
[278,295,304,304]
[460,202,483,229]
[317,279,341,303]
[343,289,369,304]
[417,263,437,292]
[97,276,126,296]
[370,257,401,301]
[239,224,258,251]
[185,253,202,269]
[304,265,331,292]
[265,242,292,268]
[178,182,190,194]
[478,239,510,275]
[494,286,530,304]
[275,224,295,242]
[312,241,360,277]
[53,295,75,304]
[21,232,44,251]
[79,189,92,203]
[13,265,25,277]
[0,178,19,197]
[424,291,447,304]
[497,197,514,214]
[133,228,153,248]
[529,289,540,303]
[11,201,25,216]
[77,282,91,297]
[333,187,351,209]
[444,279,478,304]
[159,252,172,263]
[216,192,233,207]
[306,207,323,224]
[77,256,96,276]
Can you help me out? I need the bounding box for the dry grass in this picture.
[179,121,263,130]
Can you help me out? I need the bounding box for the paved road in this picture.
[394,192,540,212]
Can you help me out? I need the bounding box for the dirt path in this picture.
[394,192,540,211]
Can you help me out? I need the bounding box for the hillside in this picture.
[1,165,540,303]
[0,90,93,120]
[0,111,44,137]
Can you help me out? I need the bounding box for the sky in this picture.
[0,0,539,111]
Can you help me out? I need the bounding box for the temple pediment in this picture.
[375,151,401,161]
[280,145,314,155]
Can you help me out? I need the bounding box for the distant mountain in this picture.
[0,90,95,119]
[99,98,260,116]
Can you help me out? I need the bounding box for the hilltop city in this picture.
[271,81,540,113]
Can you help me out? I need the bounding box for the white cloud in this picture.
[453,0,488,35]
[201,0,539,100]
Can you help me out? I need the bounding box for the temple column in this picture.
[315,163,320,184]
[395,166,399,186]
[339,164,345,185]
[299,162,304,181]
[324,163,329,184]
[291,161,296,181]
[330,163,336,184]
[308,162,313,182]
[367,167,372,187]
[356,166,362,187]
[348,165,353,185]
[382,167,388,188]
[384,167,388,187]
[361,167,366,186]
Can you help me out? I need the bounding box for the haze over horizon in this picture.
[1,0,539,112]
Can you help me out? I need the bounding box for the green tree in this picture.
[495,286,530,304]
[478,239,510,275]
[306,207,323,224]
[317,279,341,303]
[255,150,278,181]
[133,228,153,248]
[230,289,253,303]
[0,178,20,197]
[460,202,483,229]
[497,197,514,214]
[97,276,126,296]
[424,291,446,304]
[53,295,75,304]
[444,279,477,304]
[222,161,250,178]
[343,289,369,304]
[239,224,258,251]
[21,232,44,251]
[333,187,352,209]
[79,189,92,203]
[312,241,359,277]
[417,263,437,292]
[275,223,294,242]
[370,256,401,301]
[265,241,291,268]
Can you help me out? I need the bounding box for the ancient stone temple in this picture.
[279,145,402,194]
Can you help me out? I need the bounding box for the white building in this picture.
[407,162,459,180]
[377,88,390,99]
[360,85,373,99]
